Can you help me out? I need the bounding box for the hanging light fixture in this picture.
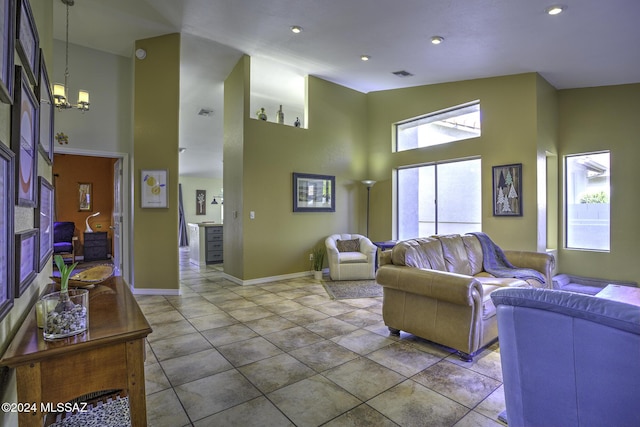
[53,0,90,112]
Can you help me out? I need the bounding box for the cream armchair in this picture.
[325,233,377,280]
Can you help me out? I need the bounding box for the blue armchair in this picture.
[53,221,77,263]
[491,288,640,427]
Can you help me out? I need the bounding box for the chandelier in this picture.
[53,0,90,112]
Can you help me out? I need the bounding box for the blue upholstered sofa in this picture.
[492,288,640,427]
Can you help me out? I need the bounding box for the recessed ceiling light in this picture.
[360,55,371,61]
[546,5,565,15]
[431,36,444,45]
[290,25,303,33]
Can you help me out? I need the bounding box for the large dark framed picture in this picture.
[37,51,54,164]
[292,172,335,212]
[36,176,53,272]
[11,65,38,207]
[0,142,15,322]
[15,0,38,85]
[0,0,15,104]
[493,163,523,216]
[15,228,37,298]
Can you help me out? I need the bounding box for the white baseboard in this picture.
[222,270,317,286]
[131,287,181,296]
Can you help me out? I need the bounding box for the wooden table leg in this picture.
[126,339,147,426]
[16,363,43,427]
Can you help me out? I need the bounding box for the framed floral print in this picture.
[37,51,54,164]
[36,176,53,271]
[11,65,38,207]
[0,0,15,104]
[15,228,37,298]
[15,0,38,85]
[0,142,14,322]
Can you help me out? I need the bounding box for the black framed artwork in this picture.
[0,0,15,104]
[36,176,53,272]
[11,65,38,207]
[292,172,335,212]
[37,51,54,164]
[196,189,206,215]
[15,0,38,85]
[492,163,523,216]
[15,228,37,298]
[0,142,15,322]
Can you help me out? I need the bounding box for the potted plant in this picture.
[311,247,325,280]
[42,255,89,340]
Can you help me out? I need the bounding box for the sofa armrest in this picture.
[504,250,555,287]
[376,265,483,307]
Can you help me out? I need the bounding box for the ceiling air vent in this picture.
[392,70,413,77]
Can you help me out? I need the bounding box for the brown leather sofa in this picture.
[376,234,555,360]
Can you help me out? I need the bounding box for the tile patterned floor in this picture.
[137,249,506,426]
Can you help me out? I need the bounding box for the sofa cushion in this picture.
[482,284,501,319]
[438,234,472,275]
[475,275,530,288]
[462,234,484,275]
[392,237,446,270]
[338,252,368,264]
[336,238,360,253]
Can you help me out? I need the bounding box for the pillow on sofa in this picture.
[336,238,360,252]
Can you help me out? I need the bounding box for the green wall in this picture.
[224,57,368,281]
[557,83,640,282]
[133,34,180,290]
[366,73,547,251]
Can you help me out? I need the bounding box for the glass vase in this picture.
[42,289,89,340]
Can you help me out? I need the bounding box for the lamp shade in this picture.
[78,90,90,104]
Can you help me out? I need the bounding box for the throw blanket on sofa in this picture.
[469,232,546,284]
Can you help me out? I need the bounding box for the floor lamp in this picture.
[361,180,376,237]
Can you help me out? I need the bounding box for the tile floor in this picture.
[137,250,506,426]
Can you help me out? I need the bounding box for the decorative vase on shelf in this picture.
[294,117,301,128]
[43,255,89,340]
[276,105,284,124]
[256,108,267,121]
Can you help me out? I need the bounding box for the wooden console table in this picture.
[0,277,152,426]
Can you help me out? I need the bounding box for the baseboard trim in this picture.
[131,287,181,296]
[222,270,317,286]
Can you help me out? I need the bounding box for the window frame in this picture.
[394,100,481,152]
[564,150,610,252]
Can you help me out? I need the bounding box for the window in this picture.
[565,152,610,251]
[396,101,481,152]
[397,158,482,240]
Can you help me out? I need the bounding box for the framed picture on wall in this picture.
[141,169,168,208]
[15,228,37,297]
[37,51,54,164]
[196,189,206,215]
[0,0,16,104]
[0,142,15,322]
[11,65,38,207]
[292,172,335,212]
[492,163,523,216]
[15,0,38,85]
[78,182,92,211]
[36,177,53,271]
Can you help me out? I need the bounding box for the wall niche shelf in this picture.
[250,57,307,129]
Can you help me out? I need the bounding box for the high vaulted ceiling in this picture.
[53,0,640,179]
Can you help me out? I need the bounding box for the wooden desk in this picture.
[0,277,152,426]
[595,284,640,307]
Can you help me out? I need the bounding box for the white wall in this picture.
[180,176,224,224]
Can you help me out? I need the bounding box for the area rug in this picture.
[322,279,383,300]
[48,395,130,427]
